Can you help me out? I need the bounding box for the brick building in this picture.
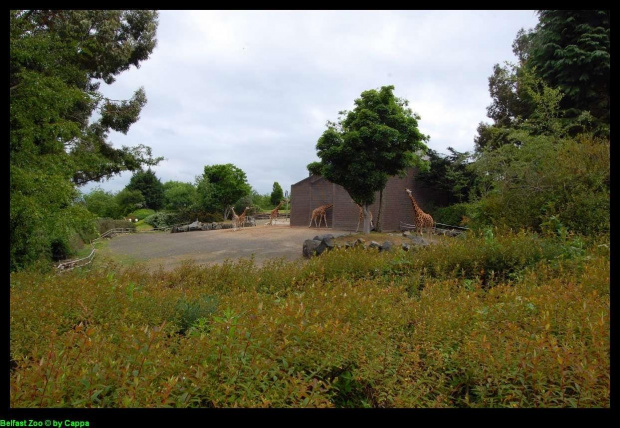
[290,168,447,231]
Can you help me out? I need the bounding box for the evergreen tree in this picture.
[270,182,284,206]
[126,169,165,210]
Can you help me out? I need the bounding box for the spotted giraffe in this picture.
[266,200,285,226]
[405,188,434,239]
[237,206,250,228]
[230,206,239,231]
[309,203,333,228]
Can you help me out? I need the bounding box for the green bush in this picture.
[9,230,610,408]
[468,134,609,235]
[432,203,469,226]
[129,209,156,221]
[176,209,224,224]
[143,212,179,229]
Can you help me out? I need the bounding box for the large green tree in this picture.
[126,169,165,210]
[270,182,284,206]
[196,164,252,220]
[10,10,161,270]
[163,181,197,211]
[526,10,609,132]
[475,10,610,152]
[82,187,123,219]
[308,85,429,234]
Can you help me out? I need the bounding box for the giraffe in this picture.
[266,200,285,226]
[237,206,250,228]
[230,206,239,231]
[405,188,434,240]
[353,202,374,233]
[309,204,333,228]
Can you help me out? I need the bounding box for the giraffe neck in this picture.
[408,195,425,215]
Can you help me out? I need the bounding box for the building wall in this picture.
[290,168,446,231]
[290,175,334,227]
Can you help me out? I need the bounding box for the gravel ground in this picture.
[106,221,354,271]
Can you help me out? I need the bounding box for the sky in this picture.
[84,10,540,196]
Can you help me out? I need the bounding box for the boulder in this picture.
[380,241,393,252]
[369,241,381,250]
[313,234,334,241]
[402,231,411,237]
[303,239,322,258]
[410,236,430,246]
[401,243,411,251]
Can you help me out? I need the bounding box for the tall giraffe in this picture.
[405,188,434,239]
[266,200,285,226]
[309,204,333,228]
[237,206,250,228]
[354,202,374,233]
[230,206,239,231]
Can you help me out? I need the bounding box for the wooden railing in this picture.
[400,221,469,235]
[57,227,136,272]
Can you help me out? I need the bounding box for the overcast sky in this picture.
[84,10,540,196]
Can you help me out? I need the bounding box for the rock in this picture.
[303,239,323,258]
[214,223,222,230]
[402,231,411,237]
[313,234,334,241]
[345,242,353,249]
[380,241,392,252]
[401,243,410,251]
[315,240,329,256]
[355,238,366,246]
[410,236,430,246]
[322,236,335,249]
[369,241,381,249]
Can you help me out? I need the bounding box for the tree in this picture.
[126,169,165,210]
[195,164,251,220]
[163,181,197,211]
[10,10,161,270]
[526,10,609,134]
[474,10,610,152]
[308,85,429,234]
[416,148,475,205]
[270,182,284,206]
[115,189,146,216]
[83,188,123,219]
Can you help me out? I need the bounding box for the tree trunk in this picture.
[376,188,384,232]
[363,204,371,234]
[224,207,231,221]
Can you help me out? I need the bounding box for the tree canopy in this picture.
[308,85,429,233]
[126,169,165,210]
[270,182,284,206]
[10,10,161,271]
[196,164,252,220]
[163,181,197,211]
[474,10,610,152]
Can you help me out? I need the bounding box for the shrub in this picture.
[432,203,469,226]
[129,209,156,221]
[143,212,178,229]
[9,229,609,408]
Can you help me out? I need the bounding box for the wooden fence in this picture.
[399,221,469,236]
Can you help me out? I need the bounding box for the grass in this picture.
[10,230,609,408]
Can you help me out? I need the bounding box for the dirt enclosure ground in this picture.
[106,222,355,271]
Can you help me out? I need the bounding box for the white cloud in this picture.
[82,10,540,196]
